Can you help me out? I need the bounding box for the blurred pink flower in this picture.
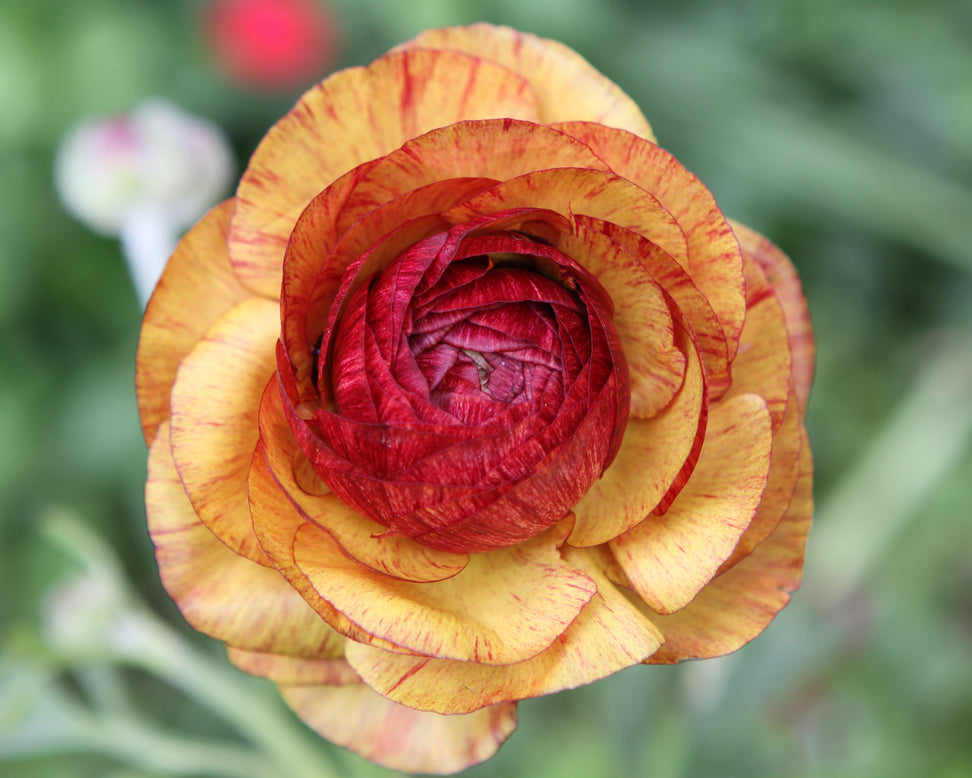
[55,99,234,304]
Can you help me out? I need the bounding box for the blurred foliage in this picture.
[1,0,971,776]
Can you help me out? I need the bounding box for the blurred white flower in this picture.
[54,99,235,304]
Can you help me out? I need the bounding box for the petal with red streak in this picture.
[723,251,792,429]
[343,548,661,715]
[732,220,815,413]
[247,441,408,652]
[226,647,359,686]
[569,320,706,547]
[610,393,773,614]
[230,48,540,297]
[169,298,279,566]
[292,518,596,664]
[557,121,746,365]
[446,167,688,268]
[257,379,470,582]
[575,215,732,397]
[136,200,251,444]
[553,219,685,419]
[146,423,343,658]
[399,24,655,140]
[341,119,609,215]
[646,436,813,663]
[280,683,517,775]
[721,390,803,571]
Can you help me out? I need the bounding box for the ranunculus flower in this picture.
[138,24,814,774]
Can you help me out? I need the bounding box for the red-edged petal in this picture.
[569,319,707,546]
[732,220,815,414]
[257,379,470,582]
[557,121,746,367]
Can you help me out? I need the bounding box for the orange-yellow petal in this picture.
[341,119,609,215]
[647,436,813,663]
[446,167,688,267]
[257,380,469,583]
[400,24,655,140]
[569,321,706,546]
[732,220,815,414]
[292,518,596,664]
[230,48,540,297]
[557,121,746,366]
[723,251,792,429]
[721,391,803,571]
[280,683,517,775]
[575,214,732,396]
[226,647,358,686]
[136,200,251,444]
[553,219,686,419]
[146,423,343,658]
[610,393,773,614]
[169,298,279,566]
[247,443,407,652]
[343,548,661,715]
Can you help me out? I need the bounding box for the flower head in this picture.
[138,24,814,774]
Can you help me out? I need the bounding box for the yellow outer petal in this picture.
[720,389,803,571]
[279,683,517,775]
[343,548,662,715]
[248,443,408,653]
[257,380,470,583]
[169,298,279,566]
[646,435,813,663]
[292,518,596,664]
[554,220,686,419]
[610,393,773,614]
[136,200,251,445]
[556,121,746,366]
[226,647,358,686]
[575,214,732,396]
[400,24,655,141]
[569,321,706,547]
[230,48,540,297]
[731,220,815,414]
[340,119,611,215]
[723,251,792,429]
[146,422,343,658]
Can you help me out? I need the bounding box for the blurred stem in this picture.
[113,612,343,778]
[86,710,276,778]
[808,335,972,607]
[41,513,345,778]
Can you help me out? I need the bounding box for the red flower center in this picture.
[284,216,630,553]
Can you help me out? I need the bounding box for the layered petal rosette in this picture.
[137,24,814,774]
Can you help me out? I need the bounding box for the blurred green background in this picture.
[2,0,971,776]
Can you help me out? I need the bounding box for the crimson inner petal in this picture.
[287,222,630,553]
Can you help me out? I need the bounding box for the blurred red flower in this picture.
[204,0,338,90]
